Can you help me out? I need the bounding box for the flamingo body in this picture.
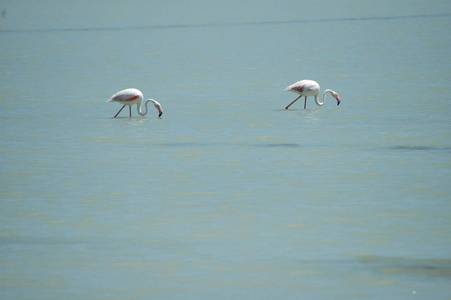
[284,80,341,109]
[107,88,163,118]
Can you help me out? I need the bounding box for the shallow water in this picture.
[1,1,450,299]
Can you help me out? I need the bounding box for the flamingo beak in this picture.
[336,96,341,106]
[155,105,163,118]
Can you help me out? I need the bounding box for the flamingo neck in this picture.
[137,100,151,116]
[315,89,333,106]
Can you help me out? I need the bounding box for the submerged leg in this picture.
[113,105,126,118]
[285,95,302,110]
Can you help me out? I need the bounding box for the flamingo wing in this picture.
[285,83,302,93]
[285,80,319,95]
[292,84,305,93]
[107,88,142,103]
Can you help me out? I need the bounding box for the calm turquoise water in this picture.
[1,1,451,299]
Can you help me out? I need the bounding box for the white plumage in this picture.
[107,88,163,118]
[285,80,341,109]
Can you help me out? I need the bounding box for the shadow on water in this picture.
[260,143,301,148]
[387,145,451,152]
[2,13,450,33]
[358,255,451,277]
[155,142,302,148]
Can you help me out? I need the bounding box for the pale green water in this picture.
[1,1,451,299]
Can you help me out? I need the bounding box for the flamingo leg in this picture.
[285,95,302,110]
[113,105,126,118]
[304,97,307,109]
[129,106,132,117]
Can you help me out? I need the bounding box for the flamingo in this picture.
[284,80,341,109]
[107,88,163,118]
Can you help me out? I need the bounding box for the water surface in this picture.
[1,1,450,299]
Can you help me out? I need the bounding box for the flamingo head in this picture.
[149,99,163,118]
[332,91,341,106]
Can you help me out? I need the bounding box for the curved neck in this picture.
[315,89,334,106]
[137,100,150,116]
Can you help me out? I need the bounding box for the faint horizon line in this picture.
[1,12,450,34]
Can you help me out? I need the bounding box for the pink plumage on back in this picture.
[107,88,143,103]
